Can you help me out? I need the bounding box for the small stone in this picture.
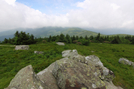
[56,42,65,45]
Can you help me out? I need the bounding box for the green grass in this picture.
[0,42,134,89]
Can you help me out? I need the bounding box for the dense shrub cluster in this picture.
[2,31,36,45]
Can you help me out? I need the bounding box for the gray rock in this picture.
[105,81,123,89]
[37,62,59,89]
[52,49,117,89]
[131,62,134,68]
[62,49,78,58]
[62,50,71,57]
[119,58,134,68]
[56,42,65,45]
[103,67,109,76]
[15,45,29,50]
[52,57,106,89]
[85,55,104,67]
[34,51,44,54]
[5,65,47,89]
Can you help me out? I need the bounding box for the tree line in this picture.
[0,31,134,45]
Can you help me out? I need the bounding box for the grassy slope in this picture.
[0,43,134,89]
[60,27,101,37]
[37,27,101,38]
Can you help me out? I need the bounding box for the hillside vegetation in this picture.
[0,31,134,89]
[0,27,134,42]
[0,42,134,89]
[0,27,100,41]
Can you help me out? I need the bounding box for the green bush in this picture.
[78,39,90,46]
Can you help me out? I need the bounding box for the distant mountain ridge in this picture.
[0,27,133,41]
[0,27,100,41]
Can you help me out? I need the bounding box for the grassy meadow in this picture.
[0,42,134,89]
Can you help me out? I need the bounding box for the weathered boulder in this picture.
[52,57,106,89]
[34,51,44,54]
[62,49,78,58]
[5,65,47,89]
[37,62,59,89]
[62,50,72,57]
[52,50,116,89]
[15,45,29,50]
[56,42,65,45]
[85,55,104,67]
[119,58,134,67]
[5,49,123,89]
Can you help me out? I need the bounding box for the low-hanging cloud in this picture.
[0,0,134,34]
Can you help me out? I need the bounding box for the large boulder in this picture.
[52,57,106,89]
[119,58,134,67]
[5,49,123,89]
[62,49,78,58]
[37,62,59,89]
[52,50,117,89]
[15,45,29,50]
[56,42,65,46]
[5,65,48,89]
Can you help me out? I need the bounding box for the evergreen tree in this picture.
[85,35,88,40]
[125,35,131,41]
[65,34,71,43]
[48,35,52,42]
[106,36,110,41]
[11,31,36,45]
[111,36,121,44]
[59,33,65,42]
[131,36,134,44]
[89,36,93,40]
[79,36,83,39]
[72,35,76,41]
[96,33,101,42]
[51,36,57,41]
[76,36,79,40]
[29,34,35,44]
[3,38,8,43]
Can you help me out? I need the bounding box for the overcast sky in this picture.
[0,0,134,34]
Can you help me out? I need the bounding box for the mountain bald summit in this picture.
[5,49,122,89]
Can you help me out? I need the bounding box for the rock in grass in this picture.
[37,62,60,89]
[52,57,106,89]
[34,51,44,54]
[5,49,123,89]
[5,65,48,89]
[56,42,65,45]
[52,49,118,89]
[62,49,78,58]
[15,45,29,50]
[119,58,134,68]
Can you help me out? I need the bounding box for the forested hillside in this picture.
[0,27,104,41]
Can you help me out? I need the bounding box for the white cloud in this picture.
[111,3,120,10]
[76,0,90,9]
[0,0,134,34]
[5,0,16,5]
